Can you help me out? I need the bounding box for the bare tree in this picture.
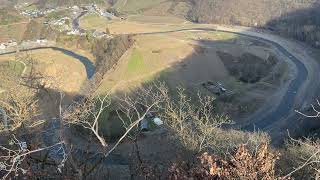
[61,94,111,147]
[151,85,232,152]
[0,58,41,131]
[0,135,65,180]
[288,101,320,178]
[295,99,320,118]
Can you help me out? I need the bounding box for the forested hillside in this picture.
[187,0,320,47]
[187,0,316,25]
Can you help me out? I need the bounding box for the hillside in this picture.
[110,0,320,47]
[186,0,320,47]
[186,0,316,25]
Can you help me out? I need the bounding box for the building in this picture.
[7,40,17,47]
[67,29,80,35]
[0,44,6,50]
[36,38,48,43]
[93,31,107,38]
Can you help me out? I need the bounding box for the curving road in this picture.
[128,26,318,131]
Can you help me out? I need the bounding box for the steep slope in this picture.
[187,0,317,26]
[186,0,320,47]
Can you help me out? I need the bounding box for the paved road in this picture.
[129,27,312,130]
[72,9,88,31]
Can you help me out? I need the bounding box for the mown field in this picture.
[113,0,167,13]
[0,60,25,74]
[0,49,87,93]
[80,13,109,31]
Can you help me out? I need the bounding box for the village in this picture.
[0,3,115,54]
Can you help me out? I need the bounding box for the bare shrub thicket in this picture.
[0,55,68,179]
[0,55,46,131]
[281,137,320,179]
[169,143,286,180]
[143,83,269,156]
[0,135,65,179]
[279,101,320,179]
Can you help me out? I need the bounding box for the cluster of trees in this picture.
[91,35,133,87]
[267,4,320,48]
[186,0,316,26]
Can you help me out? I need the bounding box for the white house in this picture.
[0,44,6,50]
[7,40,17,47]
[36,39,48,43]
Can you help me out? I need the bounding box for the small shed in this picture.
[140,118,148,131]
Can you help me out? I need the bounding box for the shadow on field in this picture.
[110,34,285,137]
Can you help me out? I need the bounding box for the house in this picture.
[7,40,17,47]
[67,29,80,35]
[72,6,80,10]
[36,38,48,43]
[93,31,107,38]
[101,11,115,19]
[140,119,149,131]
[0,44,6,50]
[79,29,87,36]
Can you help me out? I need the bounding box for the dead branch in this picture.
[0,135,65,180]
[285,130,320,178]
[295,99,320,118]
[61,93,110,147]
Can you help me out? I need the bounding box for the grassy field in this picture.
[113,0,167,13]
[80,13,109,31]
[127,15,186,24]
[45,9,70,21]
[0,8,28,42]
[0,60,25,74]
[0,22,28,42]
[127,48,145,73]
[0,49,87,93]
[21,4,38,11]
